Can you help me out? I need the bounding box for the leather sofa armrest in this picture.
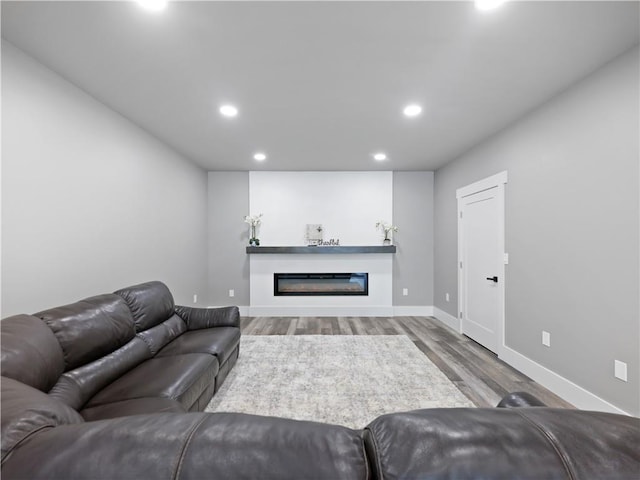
[175,305,240,330]
[496,391,547,408]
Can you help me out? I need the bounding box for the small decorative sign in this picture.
[318,239,340,246]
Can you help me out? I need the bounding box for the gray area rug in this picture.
[206,335,474,428]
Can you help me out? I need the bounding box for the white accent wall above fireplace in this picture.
[248,171,394,316]
[249,171,392,246]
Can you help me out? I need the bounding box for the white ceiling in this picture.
[2,1,638,171]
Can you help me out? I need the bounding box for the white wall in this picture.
[247,171,394,315]
[249,171,393,245]
[1,41,209,315]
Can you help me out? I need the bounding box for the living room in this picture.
[1,2,639,476]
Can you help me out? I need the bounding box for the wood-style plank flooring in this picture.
[240,316,574,409]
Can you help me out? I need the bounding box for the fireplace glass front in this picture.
[274,273,368,296]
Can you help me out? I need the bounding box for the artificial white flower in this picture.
[244,213,263,226]
[375,221,398,239]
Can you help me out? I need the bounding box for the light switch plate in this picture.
[542,331,551,347]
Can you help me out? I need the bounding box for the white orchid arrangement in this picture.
[244,213,263,245]
[376,221,398,240]
[243,213,263,227]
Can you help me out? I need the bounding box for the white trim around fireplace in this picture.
[249,253,393,316]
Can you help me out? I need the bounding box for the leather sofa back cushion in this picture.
[181,413,369,480]
[3,412,369,480]
[514,408,640,479]
[36,294,136,371]
[1,377,84,463]
[364,408,640,480]
[1,315,65,392]
[115,281,175,332]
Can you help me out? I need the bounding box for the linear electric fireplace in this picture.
[274,273,368,296]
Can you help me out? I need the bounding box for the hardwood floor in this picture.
[240,315,574,409]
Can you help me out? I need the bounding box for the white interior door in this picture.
[457,172,507,354]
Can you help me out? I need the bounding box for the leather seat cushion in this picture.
[85,354,218,410]
[81,397,187,421]
[156,327,240,365]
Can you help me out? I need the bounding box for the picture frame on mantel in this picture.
[306,224,323,246]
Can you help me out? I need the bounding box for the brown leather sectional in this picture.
[1,281,638,479]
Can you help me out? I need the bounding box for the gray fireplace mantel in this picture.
[246,245,396,254]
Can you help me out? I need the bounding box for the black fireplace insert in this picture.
[274,273,368,296]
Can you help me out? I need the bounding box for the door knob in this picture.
[486,276,498,283]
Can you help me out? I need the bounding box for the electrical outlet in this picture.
[402,288,408,296]
[445,293,450,302]
[542,331,551,347]
[192,294,198,304]
[229,289,235,298]
[614,360,628,382]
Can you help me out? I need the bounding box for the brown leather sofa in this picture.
[2,282,639,479]
[1,281,240,422]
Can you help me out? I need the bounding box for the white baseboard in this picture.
[240,305,435,317]
[392,306,434,316]
[500,345,631,416]
[248,305,396,317]
[433,307,461,332]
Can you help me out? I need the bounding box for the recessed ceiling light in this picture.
[403,104,423,117]
[373,153,387,161]
[253,153,267,161]
[219,104,238,117]
[475,0,506,11]
[137,0,168,12]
